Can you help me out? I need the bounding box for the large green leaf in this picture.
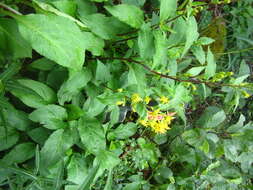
[105,4,144,28]
[58,68,92,105]
[205,48,216,79]
[3,108,31,131]
[196,106,226,129]
[0,126,19,151]
[160,0,177,22]
[52,0,77,17]
[78,116,106,155]
[182,16,199,56]
[82,32,104,56]
[0,18,31,58]
[40,129,74,170]
[80,14,118,40]
[153,30,167,68]
[66,154,88,187]
[1,143,35,165]
[7,79,56,108]
[16,14,86,70]
[138,23,155,60]
[29,105,68,130]
[108,122,138,140]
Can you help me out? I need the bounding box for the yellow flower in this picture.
[138,119,148,127]
[131,93,143,104]
[144,96,151,104]
[159,96,169,104]
[242,91,250,98]
[117,88,123,92]
[116,100,125,106]
[152,121,170,134]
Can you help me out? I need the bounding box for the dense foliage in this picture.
[0,0,253,189]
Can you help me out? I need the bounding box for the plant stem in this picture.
[94,56,250,89]
[0,3,22,15]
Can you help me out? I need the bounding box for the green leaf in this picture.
[29,58,56,71]
[199,139,209,154]
[0,61,22,82]
[105,4,144,28]
[197,106,226,129]
[27,127,50,145]
[33,0,87,29]
[153,30,167,68]
[65,104,84,121]
[0,18,31,58]
[108,122,138,140]
[29,105,68,130]
[182,128,206,148]
[96,60,111,83]
[239,60,250,76]
[191,45,205,65]
[58,68,92,105]
[205,48,216,79]
[1,143,35,165]
[104,170,113,190]
[237,152,253,172]
[67,154,88,186]
[78,116,106,155]
[16,14,86,70]
[127,63,146,91]
[167,17,186,45]
[197,37,215,45]
[90,0,108,2]
[7,79,56,108]
[160,0,177,22]
[97,150,120,170]
[80,14,117,40]
[78,163,100,190]
[52,0,77,17]
[76,0,97,17]
[82,32,104,56]
[3,108,31,131]
[40,129,74,170]
[138,23,155,60]
[186,66,205,76]
[182,16,199,56]
[123,182,141,190]
[0,126,19,151]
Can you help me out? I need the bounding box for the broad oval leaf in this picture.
[7,79,56,108]
[105,4,144,28]
[0,18,31,59]
[58,68,92,105]
[78,116,106,155]
[108,122,138,140]
[1,143,35,165]
[29,104,68,130]
[40,129,75,170]
[16,14,86,70]
[0,126,19,151]
[160,0,177,22]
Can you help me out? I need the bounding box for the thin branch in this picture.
[92,56,251,89]
[0,3,22,15]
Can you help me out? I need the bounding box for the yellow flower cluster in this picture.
[131,93,143,104]
[139,109,176,134]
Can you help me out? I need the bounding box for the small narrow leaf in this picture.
[205,48,216,79]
